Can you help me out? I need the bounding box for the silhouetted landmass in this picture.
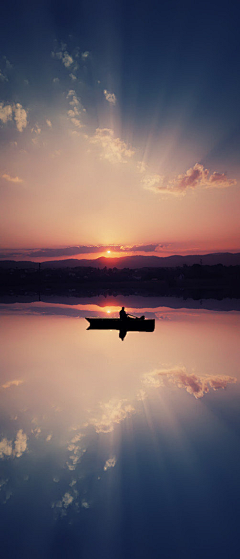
[0,263,240,300]
[0,252,240,269]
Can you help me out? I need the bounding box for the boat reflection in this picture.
[86,316,155,340]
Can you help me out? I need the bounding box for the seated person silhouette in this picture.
[119,307,127,320]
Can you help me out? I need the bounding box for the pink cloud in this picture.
[143,367,237,399]
[143,163,236,195]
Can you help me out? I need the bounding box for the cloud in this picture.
[208,171,236,187]
[67,432,85,470]
[126,244,160,252]
[53,77,59,83]
[31,124,41,135]
[14,103,28,132]
[89,398,135,433]
[104,90,117,105]
[0,244,166,259]
[70,117,83,128]
[67,89,76,98]
[0,103,12,124]
[51,51,63,60]
[14,429,28,457]
[142,173,164,191]
[46,119,52,127]
[3,57,13,69]
[52,46,74,68]
[2,174,23,184]
[142,367,237,399]
[55,492,74,509]
[0,430,28,459]
[67,90,85,128]
[81,500,90,509]
[81,51,90,60]
[0,438,12,458]
[104,456,117,471]
[69,73,77,81]
[62,52,73,68]
[142,164,236,195]
[2,379,24,389]
[0,70,8,82]
[137,161,147,173]
[174,164,209,191]
[31,427,41,438]
[90,128,135,164]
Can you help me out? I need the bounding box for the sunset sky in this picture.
[1,0,240,259]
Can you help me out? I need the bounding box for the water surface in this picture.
[0,299,240,558]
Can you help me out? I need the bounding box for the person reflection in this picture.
[119,307,128,341]
[119,328,127,341]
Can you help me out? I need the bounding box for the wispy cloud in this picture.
[104,456,117,471]
[67,89,85,129]
[104,89,117,105]
[2,379,24,389]
[2,174,23,183]
[3,56,13,69]
[81,51,90,60]
[31,123,41,135]
[88,398,135,433]
[0,69,8,82]
[90,128,135,164]
[51,51,63,60]
[67,432,86,470]
[46,119,52,128]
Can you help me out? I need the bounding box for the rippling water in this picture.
[0,298,240,558]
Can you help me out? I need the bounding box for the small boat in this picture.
[85,317,155,332]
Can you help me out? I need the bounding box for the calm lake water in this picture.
[1,298,240,559]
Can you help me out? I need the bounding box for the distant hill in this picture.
[1,253,240,269]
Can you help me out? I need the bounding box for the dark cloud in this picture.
[127,244,161,252]
[0,244,164,259]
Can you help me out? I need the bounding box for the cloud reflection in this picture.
[104,457,117,471]
[142,367,237,399]
[0,429,28,459]
[88,398,135,433]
